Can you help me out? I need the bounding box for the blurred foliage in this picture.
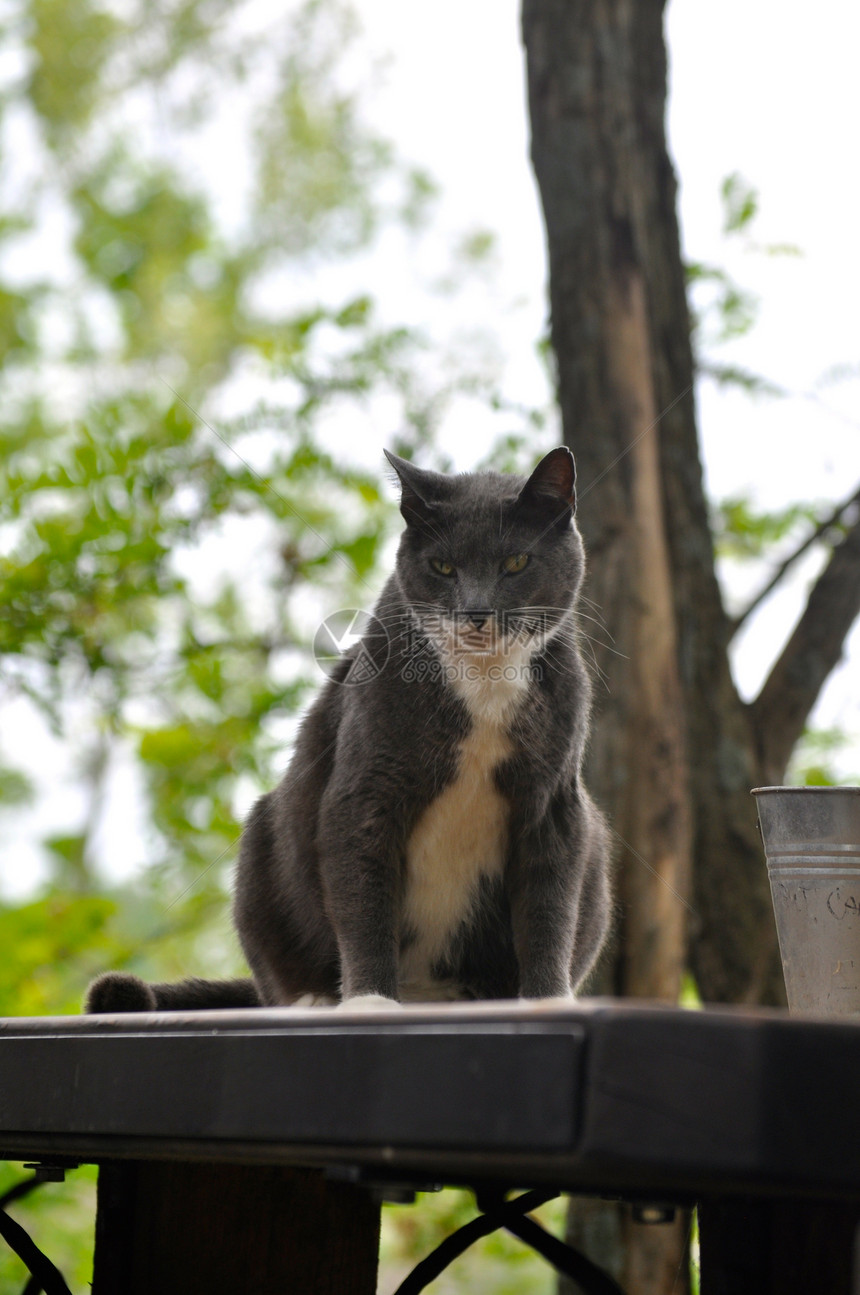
[0,1164,98,1293]
[712,495,822,560]
[687,172,799,373]
[379,1189,569,1295]
[787,727,860,788]
[686,174,761,355]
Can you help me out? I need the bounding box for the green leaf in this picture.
[27,0,121,141]
[698,362,785,398]
[713,495,820,559]
[787,727,859,789]
[721,172,758,236]
[0,765,34,807]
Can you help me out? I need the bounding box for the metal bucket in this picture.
[753,786,860,1015]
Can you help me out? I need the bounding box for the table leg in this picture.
[92,1161,380,1294]
[698,1196,860,1295]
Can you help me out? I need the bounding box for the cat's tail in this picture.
[84,971,260,1014]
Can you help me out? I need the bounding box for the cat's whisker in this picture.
[571,610,618,640]
[579,594,611,626]
[539,635,611,693]
[541,617,628,663]
[571,633,628,664]
[576,647,612,694]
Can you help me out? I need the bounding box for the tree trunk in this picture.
[522,3,693,1290]
[522,1,860,1291]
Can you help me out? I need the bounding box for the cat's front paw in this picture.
[519,993,577,1008]
[291,993,338,1008]
[336,994,402,1013]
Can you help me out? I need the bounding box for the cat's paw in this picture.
[291,993,338,1008]
[85,972,157,1014]
[519,993,577,1008]
[336,994,402,1013]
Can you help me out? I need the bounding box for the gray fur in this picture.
[236,446,611,1004]
[85,448,611,1013]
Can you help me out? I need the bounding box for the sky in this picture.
[4,0,860,892]
[664,2,860,723]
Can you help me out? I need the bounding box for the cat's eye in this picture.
[503,553,530,574]
[430,558,456,577]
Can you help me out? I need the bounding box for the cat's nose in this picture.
[465,610,493,630]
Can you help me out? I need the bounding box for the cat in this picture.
[86,447,611,1014]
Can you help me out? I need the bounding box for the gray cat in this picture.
[86,448,611,1013]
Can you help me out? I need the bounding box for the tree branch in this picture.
[750,512,860,781]
[728,484,860,642]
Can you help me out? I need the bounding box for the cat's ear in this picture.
[517,447,577,524]
[384,450,447,528]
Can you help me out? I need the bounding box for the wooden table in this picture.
[1,999,859,1293]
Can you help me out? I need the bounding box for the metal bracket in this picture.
[23,1161,79,1184]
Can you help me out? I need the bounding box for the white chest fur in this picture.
[399,712,514,999]
[445,636,536,725]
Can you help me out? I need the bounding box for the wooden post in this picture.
[92,1161,381,1294]
[698,1196,860,1295]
